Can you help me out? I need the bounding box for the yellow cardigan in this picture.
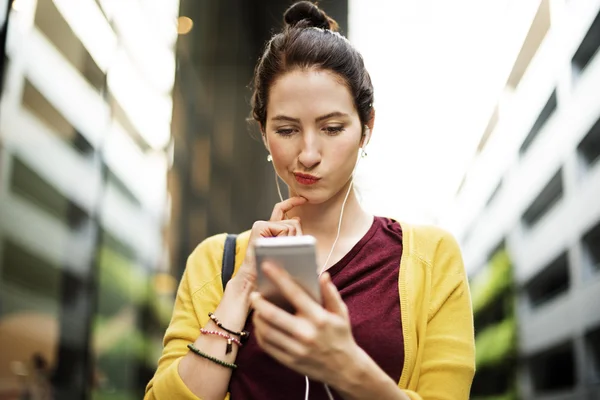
[145,223,476,400]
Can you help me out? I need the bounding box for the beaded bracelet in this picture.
[200,328,242,354]
[208,312,250,342]
[187,343,237,369]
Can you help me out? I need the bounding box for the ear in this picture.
[361,108,375,149]
[260,123,270,152]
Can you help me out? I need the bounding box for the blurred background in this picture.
[0,0,598,399]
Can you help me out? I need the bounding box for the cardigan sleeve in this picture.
[144,234,228,400]
[403,229,476,400]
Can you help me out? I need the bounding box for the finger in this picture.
[270,197,307,221]
[287,218,303,235]
[278,219,303,236]
[253,221,291,238]
[270,222,295,237]
[253,311,307,357]
[252,326,296,369]
[251,291,308,338]
[263,221,302,237]
[284,220,298,236]
[262,262,324,318]
[320,273,348,318]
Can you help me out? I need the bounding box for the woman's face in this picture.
[264,69,367,204]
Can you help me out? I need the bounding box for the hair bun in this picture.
[283,1,339,32]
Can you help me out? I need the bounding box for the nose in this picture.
[297,131,321,170]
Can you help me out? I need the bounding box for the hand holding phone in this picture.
[253,235,320,313]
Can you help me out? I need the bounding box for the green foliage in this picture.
[148,292,174,327]
[92,389,138,400]
[471,249,512,315]
[476,317,517,368]
[471,389,518,400]
[94,316,162,367]
[97,245,174,327]
[98,245,148,306]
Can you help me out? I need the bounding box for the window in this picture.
[586,325,600,384]
[1,239,61,309]
[577,115,600,168]
[525,251,570,308]
[572,10,600,77]
[34,0,105,91]
[22,79,93,155]
[474,291,510,333]
[582,221,600,273]
[470,363,513,398]
[522,168,563,227]
[105,167,142,208]
[520,89,558,155]
[10,157,88,228]
[530,342,576,393]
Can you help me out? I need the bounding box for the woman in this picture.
[145,2,475,399]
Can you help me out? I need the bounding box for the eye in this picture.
[323,126,344,135]
[275,128,296,137]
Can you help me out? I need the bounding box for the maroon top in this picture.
[229,217,404,399]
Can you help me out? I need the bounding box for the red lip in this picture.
[294,173,320,185]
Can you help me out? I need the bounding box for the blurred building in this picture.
[0,0,178,399]
[442,0,600,399]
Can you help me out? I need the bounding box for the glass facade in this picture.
[0,0,178,398]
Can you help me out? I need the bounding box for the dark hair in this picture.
[251,1,374,130]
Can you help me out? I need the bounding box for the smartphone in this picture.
[253,235,320,313]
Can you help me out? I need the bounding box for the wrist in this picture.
[224,262,255,304]
[210,275,253,333]
[333,346,391,400]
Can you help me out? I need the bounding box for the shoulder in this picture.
[402,222,464,274]
[189,233,228,260]
[188,230,252,261]
[185,230,251,293]
[402,224,470,322]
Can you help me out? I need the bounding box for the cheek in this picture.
[269,139,295,164]
[329,138,360,167]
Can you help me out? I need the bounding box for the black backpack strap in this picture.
[221,234,238,290]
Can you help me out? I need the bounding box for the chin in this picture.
[294,190,329,205]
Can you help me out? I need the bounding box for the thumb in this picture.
[320,273,347,317]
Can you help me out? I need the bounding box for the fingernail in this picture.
[250,292,261,303]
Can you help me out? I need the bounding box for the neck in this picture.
[286,179,370,242]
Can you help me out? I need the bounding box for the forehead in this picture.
[267,69,357,119]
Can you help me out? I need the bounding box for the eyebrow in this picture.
[270,111,350,124]
[315,111,349,122]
